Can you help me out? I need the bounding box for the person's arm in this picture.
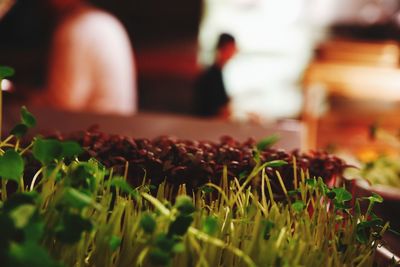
[46,21,92,111]
[87,12,136,114]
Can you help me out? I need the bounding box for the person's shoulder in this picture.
[57,6,130,48]
[57,6,123,38]
[74,8,125,32]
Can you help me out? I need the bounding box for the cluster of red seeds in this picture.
[66,127,348,193]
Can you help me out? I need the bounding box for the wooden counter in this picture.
[4,105,306,151]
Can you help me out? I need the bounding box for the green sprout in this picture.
[0,107,397,267]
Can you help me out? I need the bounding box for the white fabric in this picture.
[47,7,137,115]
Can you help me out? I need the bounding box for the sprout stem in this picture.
[0,135,14,147]
[189,227,257,267]
[293,156,298,189]
[141,192,171,216]
[30,167,44,191]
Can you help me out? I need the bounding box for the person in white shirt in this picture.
[41,0,137,115]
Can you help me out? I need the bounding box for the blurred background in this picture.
[2,0,400,152]
[3,0,400,258]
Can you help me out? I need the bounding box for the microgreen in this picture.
[0,108,397,267]
[32,139,83,165]
[109,177,140,199]
[0,66,15,79]
[263,160,287,168]
[0,150,24,183]
[10,124,28,138]
[174,195,195,215]
[109,235,122,251]
[331,187,352,209]
[168,214,193,236]
[200,185,214,193]
[140,213,156,234]
[54,212,92,244]
[20,106,36,128]
[291,200,305,213]
[9,204,36,228]
[202,216,218,235]
[256,134,279,151]
[61,187,98,210]
[9,106,37,138]
[7,241,62,267]
[262,220,275,240]
[32,139,63,165]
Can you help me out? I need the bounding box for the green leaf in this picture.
[10,123,28,138]
[168,215,193,236]
[65,162,97,192]
[364,193,383,204]
[202,216,218,235]
[9,204,36,228]
[140,213,156,234]
[61,141,83,158]
[62,188,95,210]
[20,106,36,128]
[287,189,300,197]
[109,235,122,251]
[149,248,170,266]
[32,139,63,165]
[306,178,317,187]
[263,160,287,168]
[326,191,336,199]
[46,163,62,182]
[0,213,19,245]
[109,177,139,199]
[356,227,368,244]
[262,220,275,240]
[292,200,305,213]
[332,188,352,203]
[356,221,372,244]
[200,185,214,193]
[0,150,24,183]
[155,234,175,252]
[55,212,92,244]
[174,195,195,215]
[8,241,62,267]
[318,180,329,195]
[2,192,39,212]
[172,242,185,253]
[257,135,280,150]
[0,66,15,79]
[23,220,44,243]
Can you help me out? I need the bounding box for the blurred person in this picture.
[194,33,237,118]
[37,0,137,115]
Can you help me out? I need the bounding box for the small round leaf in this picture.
[0,150,24,183]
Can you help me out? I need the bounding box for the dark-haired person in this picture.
[38,0,137,115]
[194,33,237,118]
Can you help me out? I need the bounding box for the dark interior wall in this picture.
[0,0,202,45]
[90,0,202,42]
[0,1,53,89]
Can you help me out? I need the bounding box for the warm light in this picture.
[198,0,314,120]
[0,0,16,19]
[1,79,13,92]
